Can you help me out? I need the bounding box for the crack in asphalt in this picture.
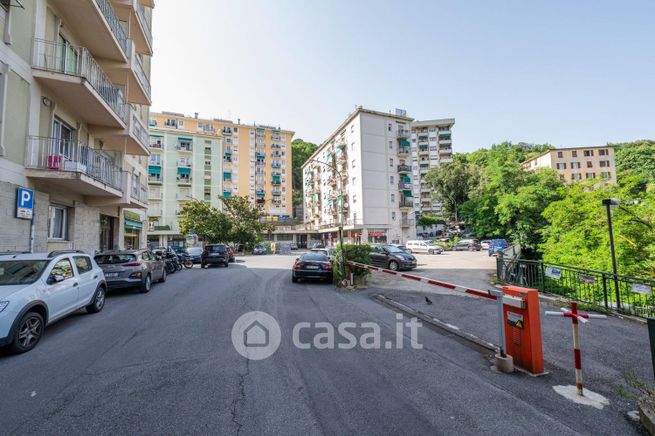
[230,359,250,436]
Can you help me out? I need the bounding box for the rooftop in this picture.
[522,144,616,163]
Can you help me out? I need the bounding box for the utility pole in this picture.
[602,198,621,309]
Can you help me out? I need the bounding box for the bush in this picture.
[333,243,372,286]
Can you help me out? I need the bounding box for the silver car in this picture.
[94,250,166,293]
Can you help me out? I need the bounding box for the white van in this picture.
[405,240,444,255]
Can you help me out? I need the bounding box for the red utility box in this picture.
[502,285,544,374]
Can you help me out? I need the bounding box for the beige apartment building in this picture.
[147,112,294,247]
[0,0,154,253]
[521,145,617,184]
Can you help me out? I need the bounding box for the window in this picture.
[572,173,582,181]
[177,120,184,128]
[585,172,596,179]
[572,150,578,158]
[600,160,610,168]
[390,193,395,203]
[601,172,611,179]
[351,160,356,168]
[388,123,392,132]
[389,158,394,167]
[391,212,396,220]
[599,149,608,156]
[352,177,356,185]
[48,205,67,239]
[389,141,393,150]
[586,160,594,168]
[350,124,354,133]
[52,117,75,158]
[74,256,92,274]
[165,118,176,127]
[352,195,357,203]
[556,163,567,170]
[390,176,394,184]
[571,162,580,169]
[583,150,594,157]
[557,151,563,158]
[50,258,74,282]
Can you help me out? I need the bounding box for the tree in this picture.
[424,154,473,221]
[614,140,655,183]
[178,200,232,243]
[291,138,318,207]
[417,215,446,227]
[221,195,274,247]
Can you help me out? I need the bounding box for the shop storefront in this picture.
[124,216,143,250]
[367,229,388,244]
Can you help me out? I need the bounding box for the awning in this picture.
[403,190,413,197]
[178,137,193,142]
[400,139,410,147]
[148,165,161,174]
[124,219,143,231]
[177,167,191,175]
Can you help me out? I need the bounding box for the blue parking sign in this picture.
[16,187,34,219]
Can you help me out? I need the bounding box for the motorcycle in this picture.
[155,249,179,274]
[178,252,194,269]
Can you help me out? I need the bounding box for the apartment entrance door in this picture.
[99,215,115,251]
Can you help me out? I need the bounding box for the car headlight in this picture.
[0,301,9,313]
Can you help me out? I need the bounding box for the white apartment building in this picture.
[302,107,418,245]
[411,119,455,215]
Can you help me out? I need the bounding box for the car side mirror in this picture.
[295,257,300,261]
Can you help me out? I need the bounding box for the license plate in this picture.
[305,265,319,270]
[105,272,119,278]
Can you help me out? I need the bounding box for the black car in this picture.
[201,244,230,268]
[292,252,333,283]
[370,244,417,271]
[452,239,482,251]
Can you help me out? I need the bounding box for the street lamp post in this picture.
[308,157,348,284]
[602,198,621,309]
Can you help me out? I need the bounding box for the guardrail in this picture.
[497,257,655,318]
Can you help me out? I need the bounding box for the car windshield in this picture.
[207,245,226,253]
[94,254,137,264]
[302,253,329,262]
[0,260,48,285]
[187,247,203,254]
[385,245,404,253]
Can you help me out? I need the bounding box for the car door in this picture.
[44,257,80,320]
[369,247,384,266]
[72,255,98,305]
[148,250,164,280]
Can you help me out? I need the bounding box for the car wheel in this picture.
[139,274,152,293]
[159,269,167,283]
[86,285,106,313]
[10,312,44,353]
[428,249,435,255]
[224,262,229,267]
[292,274,298,283]
[201,263,206,269]
[388,260,399,271]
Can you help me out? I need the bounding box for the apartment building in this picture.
[0,0,154,253]
[521,146,616,184]
[302,107,417,245]
[410,118,455,215]
[147,112,294,246]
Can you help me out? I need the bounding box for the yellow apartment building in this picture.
[521,145,617,184]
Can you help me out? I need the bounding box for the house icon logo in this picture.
[232,311,281,360]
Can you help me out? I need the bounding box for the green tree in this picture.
[614,140,655,183]
[221,195,274,247]
[417,215,446,227]
[178,200,232,243]
[291,138,318,207]
[424,154,473,221]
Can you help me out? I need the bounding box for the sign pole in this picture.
[29,213,35,253]
[648,318,655,381]
[570,302,584,396]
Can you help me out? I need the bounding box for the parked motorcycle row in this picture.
[152,247,194,275]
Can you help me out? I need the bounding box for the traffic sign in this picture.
[16,187,34,220]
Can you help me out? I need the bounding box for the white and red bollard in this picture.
[546,302,606,397]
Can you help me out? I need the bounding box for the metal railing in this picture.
[32,39,128,125]
[95,0,129,56]
[398,181,412,190]
[497,257,655,318]
[131,113,149,149]
[399,198,414,207]
[397,164,411,173]
[129,173,148,203]
[26,136,122,190]
[135,1,153,49]
[397,129,410,138]
[133,56,151,99]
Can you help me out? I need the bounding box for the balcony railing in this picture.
[33,39,128,124]
[399,198,413,208]
[397,129,410,139]
[398,181,412,190]
[132,113,148,149]
[26,136,122,190]
[133,56,151,99]
[129,174,148,203]
[397,164,411,173]
[95,0,129,56]
[135,1,153,49]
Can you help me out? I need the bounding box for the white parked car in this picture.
[0,251,107,353]
[405,240,444,255]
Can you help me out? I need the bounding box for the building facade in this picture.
[147,112,294,246]
[302,107,418,245]
[0,0,154,253]
[410,119,454,215]
[521,146,616,184]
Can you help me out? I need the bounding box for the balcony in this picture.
[397,164,411,173]
[148,174,162,184]
[401,218,414,228]
[95,109,150,156]
[398,146,410,156]
[101,40,151,105]
[176,143,193,152]
[398,180,412,190]
[272,190,281,196]
[176,177,192,186]
[25,136,123,199]
[148,190,162,200]
[49,0,129,62]
[397,129,410,139]
[32,39,128,128]
[399,198,413,208]
[110,0,153,55]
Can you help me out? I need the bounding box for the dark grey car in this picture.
[370,245,417,271]
[94,250,166,293]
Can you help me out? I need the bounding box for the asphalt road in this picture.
[0,254,635,435]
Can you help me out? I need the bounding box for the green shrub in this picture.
[333,243,372,286]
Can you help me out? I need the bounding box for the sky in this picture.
[150,0,655,152]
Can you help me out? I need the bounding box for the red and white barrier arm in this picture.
[346,260,497,301]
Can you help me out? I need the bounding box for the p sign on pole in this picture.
[16,187,34,220]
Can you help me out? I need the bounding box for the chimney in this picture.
[194,112,198,119]
[237,118,240,125]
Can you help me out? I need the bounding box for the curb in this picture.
[372,294,498,354]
